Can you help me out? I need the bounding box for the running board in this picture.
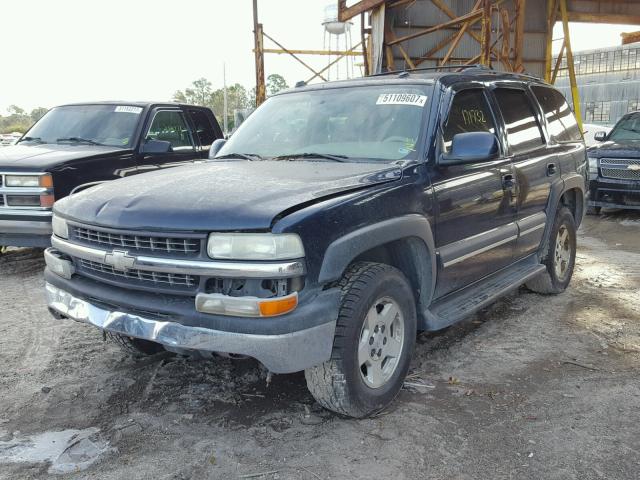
[422,255,546,331]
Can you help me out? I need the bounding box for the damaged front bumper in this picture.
[45,282,338,373]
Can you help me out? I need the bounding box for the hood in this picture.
[588,139,640,159]
[55,160,403,231]
[0,143,129,171]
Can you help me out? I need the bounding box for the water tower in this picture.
[322,3,354,81]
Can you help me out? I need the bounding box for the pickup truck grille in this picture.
[71,226,201,256]
[600,158,640,181]
[78,259,199,289]
[0,195,4,207]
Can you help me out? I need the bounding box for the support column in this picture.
[253,0,266,107]
[560,0,583,132]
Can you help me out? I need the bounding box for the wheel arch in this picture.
[318,215,436,325]
[540,174,585,258]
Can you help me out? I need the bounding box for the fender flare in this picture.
[540,174,586,257]
[318,214,437,307]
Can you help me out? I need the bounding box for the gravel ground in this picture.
[0,211,638,480]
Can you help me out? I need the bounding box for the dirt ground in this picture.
[0,211,638,480]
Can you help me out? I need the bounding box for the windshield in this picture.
[218,85,432,161]
[608,113,640,142]
[20,104,143,147]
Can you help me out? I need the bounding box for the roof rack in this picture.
[369,64,492,78]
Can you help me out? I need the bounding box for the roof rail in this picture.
[369,64,492,78]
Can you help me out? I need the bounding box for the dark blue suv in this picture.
[44,68,587,417]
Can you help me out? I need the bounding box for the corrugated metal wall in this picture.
[384,0,548,78]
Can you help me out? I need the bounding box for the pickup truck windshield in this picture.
[219,85,432,161]
[21,105,142,148]
[608,113,640,142]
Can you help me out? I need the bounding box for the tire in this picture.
[526,206,577,295]
[305,262,416,418]
[106,332,165,357]
[586,206,601,215]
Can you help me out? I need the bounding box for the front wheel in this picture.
[526,206,577,294]
[305,262,416,418]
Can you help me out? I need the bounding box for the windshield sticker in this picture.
[114,106,143,114]
[376,93,427,107]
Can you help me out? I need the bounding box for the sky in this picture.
[0,0,637,113]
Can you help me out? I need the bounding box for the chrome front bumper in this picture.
[45,283,336,373]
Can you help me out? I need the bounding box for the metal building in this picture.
[554,42,640,126]
[331,0,640,129]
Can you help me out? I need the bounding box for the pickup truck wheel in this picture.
[304,262,416,418]
[526,206,577,295]
[106,332,165,357]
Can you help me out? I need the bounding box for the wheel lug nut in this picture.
[369,337,374,345]
[371,349,376,357]
[374,325,379,333]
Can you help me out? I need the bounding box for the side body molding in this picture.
[318,214,437,306]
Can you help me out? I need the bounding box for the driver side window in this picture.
[146,111,194,152]
[443,89,496,153]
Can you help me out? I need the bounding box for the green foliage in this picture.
[0,105,48,134]
[266,74,289,96]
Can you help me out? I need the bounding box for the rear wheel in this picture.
[305,262,416,418]
[106,332,165,357]
[526,206,577,294]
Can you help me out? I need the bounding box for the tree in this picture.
[30,107,48,122]
[266,74,289,96]
[7,105,25,116]
[172,77,214,107]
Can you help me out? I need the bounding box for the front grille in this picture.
[600,158,640,181]
[78,259,199,289]
[72,226,201,256]
[0,195,4,207]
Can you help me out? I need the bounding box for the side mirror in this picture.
[440,132,499,166]
[141,139,172,154]
[209,138,227,159]
[594,131,607,142]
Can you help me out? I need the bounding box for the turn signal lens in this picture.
[195,292,298,317]
[40,194,55,208]
[39,174,54,188]
[258,294,298,317]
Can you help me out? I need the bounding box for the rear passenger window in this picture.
[531,86,582,142]
[442,89,496,153]
[189,109,216,150]
[494,88,545,154]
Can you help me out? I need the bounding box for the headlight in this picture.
[52,215,69,239]
[5,174,53,188]
[207,233,304,260]
[588,157,598,174]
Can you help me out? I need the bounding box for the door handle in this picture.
[547,163,557,176]
[502,173,516,190]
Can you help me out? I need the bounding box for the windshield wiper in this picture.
[18,136,44,144]
[214,153,264,161]
[272,152,349,162]
[56,137,104,146]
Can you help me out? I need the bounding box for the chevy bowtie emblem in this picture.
[628,164,640,171]
[104,250,136,271]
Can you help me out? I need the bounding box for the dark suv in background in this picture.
[0,102,222,248]
[587,111,640,213]
[45,68,587,417]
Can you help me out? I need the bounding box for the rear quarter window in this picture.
[531,86,582,143]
